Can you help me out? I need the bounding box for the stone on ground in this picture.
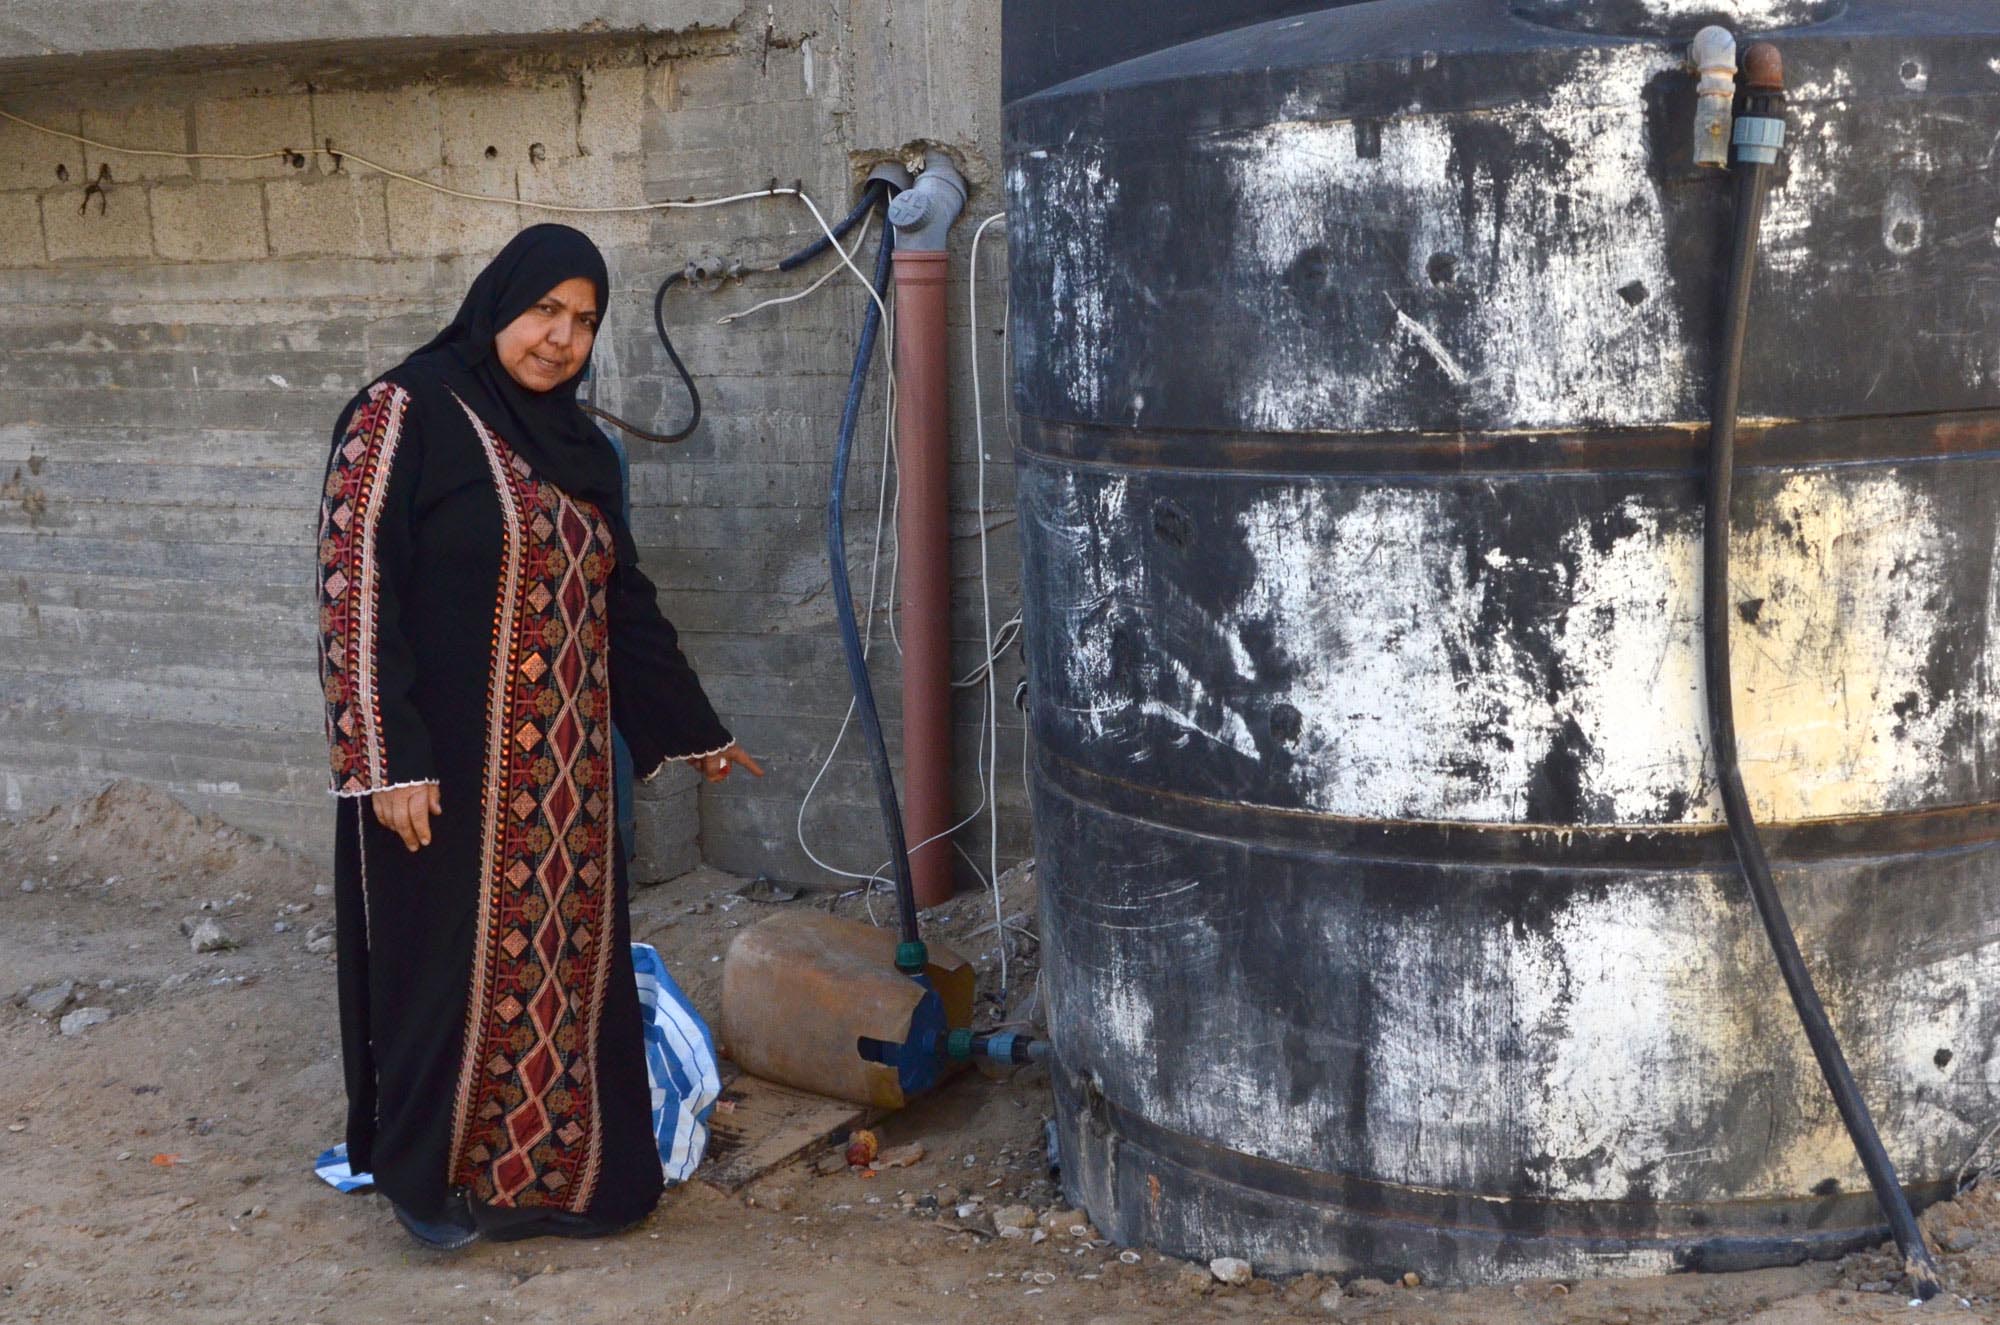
[23,981,76,1017]
[59,1006,112,1036]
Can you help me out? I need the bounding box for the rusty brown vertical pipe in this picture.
[887,154,968,908]
[892,248,953,907]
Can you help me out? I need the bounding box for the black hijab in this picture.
[402,224,624,524]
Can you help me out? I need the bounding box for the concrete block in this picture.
[439,82,577,172]
[630,837,700,885]
[630,774,700,883]
[312,88,443,176]
[579,64,648,160]
[385,169,522,259]
[266,172,389,258]
[0,192,47,267]
[150,181,267,261]
[193,94,314,181]
[641,760,702,795]
[81,103,192,182]
[518,153,649,248]
[41,186,152,262]
[0,103,85,191]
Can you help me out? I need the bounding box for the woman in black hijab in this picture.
[317,224,759,1249]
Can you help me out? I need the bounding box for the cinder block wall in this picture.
[0,2,1029,890]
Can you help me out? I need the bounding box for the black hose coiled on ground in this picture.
[825,199,926,963]
[1704,48,1942,1301]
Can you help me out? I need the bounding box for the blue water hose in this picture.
[825,201,927,970]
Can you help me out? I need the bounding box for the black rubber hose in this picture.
[578,270,700,444]
[590,185,885,445]
[826,207,924,956]
[1704,52,1943,1302]
[778,180,887,272]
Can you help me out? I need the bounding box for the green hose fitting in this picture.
[944,1028,977,1061]
[894,940,929,975]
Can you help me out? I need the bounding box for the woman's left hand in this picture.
[690,743,765,784]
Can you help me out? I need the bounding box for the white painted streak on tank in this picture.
[1006,153,1117,415]
[1731,472,1968,818]
[1234,486,1553,821]
[1640,0,1817,26]
[1034,468,1134,727]
[1042,465,1983,824]
[1554,500,1708,822]
[1226,44,1690,432]
[1052,853,1221,1125]
[1214,472,1976,825]
[1040,469,1260,760]
[1757,67,1852,274]
[1333,878,1754,1199]
[1092,863,2000,1209]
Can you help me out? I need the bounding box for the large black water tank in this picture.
[1006,0,2000,1283]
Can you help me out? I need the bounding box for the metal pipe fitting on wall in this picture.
[1688,25,1737,168]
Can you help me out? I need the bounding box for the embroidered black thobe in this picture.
[318,371,730,1224]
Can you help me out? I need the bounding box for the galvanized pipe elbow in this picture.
[1690,25,1738,168]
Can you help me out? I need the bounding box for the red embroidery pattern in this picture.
[447,405,620,1212]
[319,382,413,794]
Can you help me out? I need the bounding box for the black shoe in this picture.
[470,1197,647,1243]
[391,1194,480,1251]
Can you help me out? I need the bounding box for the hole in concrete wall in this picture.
[1426,253,1458,287]
[484,145,498,159]
[1617,279,1649,306]
[529,142,547,165]
[54,163,67,182]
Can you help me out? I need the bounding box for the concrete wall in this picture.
[0,2,737,64]
[0,1,1029,891]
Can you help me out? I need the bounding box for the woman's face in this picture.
[495,276,600,392]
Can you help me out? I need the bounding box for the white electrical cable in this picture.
[0,106,290,163]
[792,189,894,331]
[954,614,1022,687]
[968,210,1009,996]
[715,208,875,325]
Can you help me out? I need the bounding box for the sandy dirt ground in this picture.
[3,781,1999,1324]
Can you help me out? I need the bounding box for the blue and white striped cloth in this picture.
[631,940,722,1182]
[314,942,720,1192]
[312,1141,373,1193]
